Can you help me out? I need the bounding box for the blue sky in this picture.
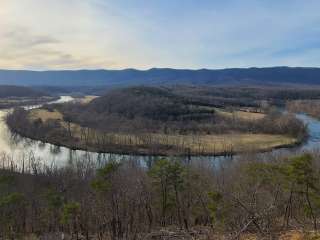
[1,0,320,70]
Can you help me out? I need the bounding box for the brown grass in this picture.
[28,108,297,155]
[30,109,63,121]
[215,108,266,121]
[77,95,99,104]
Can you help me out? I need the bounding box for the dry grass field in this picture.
[29,108,296,155]
[77,95,99,104]
[30,109,63,121]
[215,108,266,121]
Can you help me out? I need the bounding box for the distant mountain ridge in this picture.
[1,67,320,87]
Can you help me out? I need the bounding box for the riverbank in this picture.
[6,108,300,157]
[287,100,320,120]
[8,127,300,157]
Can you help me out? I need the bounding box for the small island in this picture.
[7,86,306,156]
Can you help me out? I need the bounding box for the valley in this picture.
[7,86,306,156]
[3,1,320,238]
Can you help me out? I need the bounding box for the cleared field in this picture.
[76,95,99,104]
[29,108,297,155]
[215,108,266,121]
[30,109,63,121]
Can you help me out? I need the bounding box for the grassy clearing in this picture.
[76,95,99,104]
[215,108,266,121]
[30,109,63,121]
[29,108,297,155]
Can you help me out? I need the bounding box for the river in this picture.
[0,96,319,171]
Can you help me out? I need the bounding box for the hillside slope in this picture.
[0,85,47,98]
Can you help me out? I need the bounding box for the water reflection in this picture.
[49,145,61,155]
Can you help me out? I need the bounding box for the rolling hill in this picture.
[1,67,320,87]
[0,85,47,98]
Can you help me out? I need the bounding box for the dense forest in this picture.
[55,86,307,136]
[66,86,225,131]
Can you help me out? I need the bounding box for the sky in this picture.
[1,0,320,70]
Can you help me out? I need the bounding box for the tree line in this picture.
[6,106,307,156]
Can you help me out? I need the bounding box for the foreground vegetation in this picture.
[6,86,306,155]
[0,151,319,239]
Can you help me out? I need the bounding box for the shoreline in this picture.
[7,123,302,157]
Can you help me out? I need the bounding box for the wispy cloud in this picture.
[1,26,59,48]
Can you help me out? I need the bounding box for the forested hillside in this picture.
[0,152,319,239]
[2,67,320,87]
[0,85,56,108]
[0,85,46,98]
